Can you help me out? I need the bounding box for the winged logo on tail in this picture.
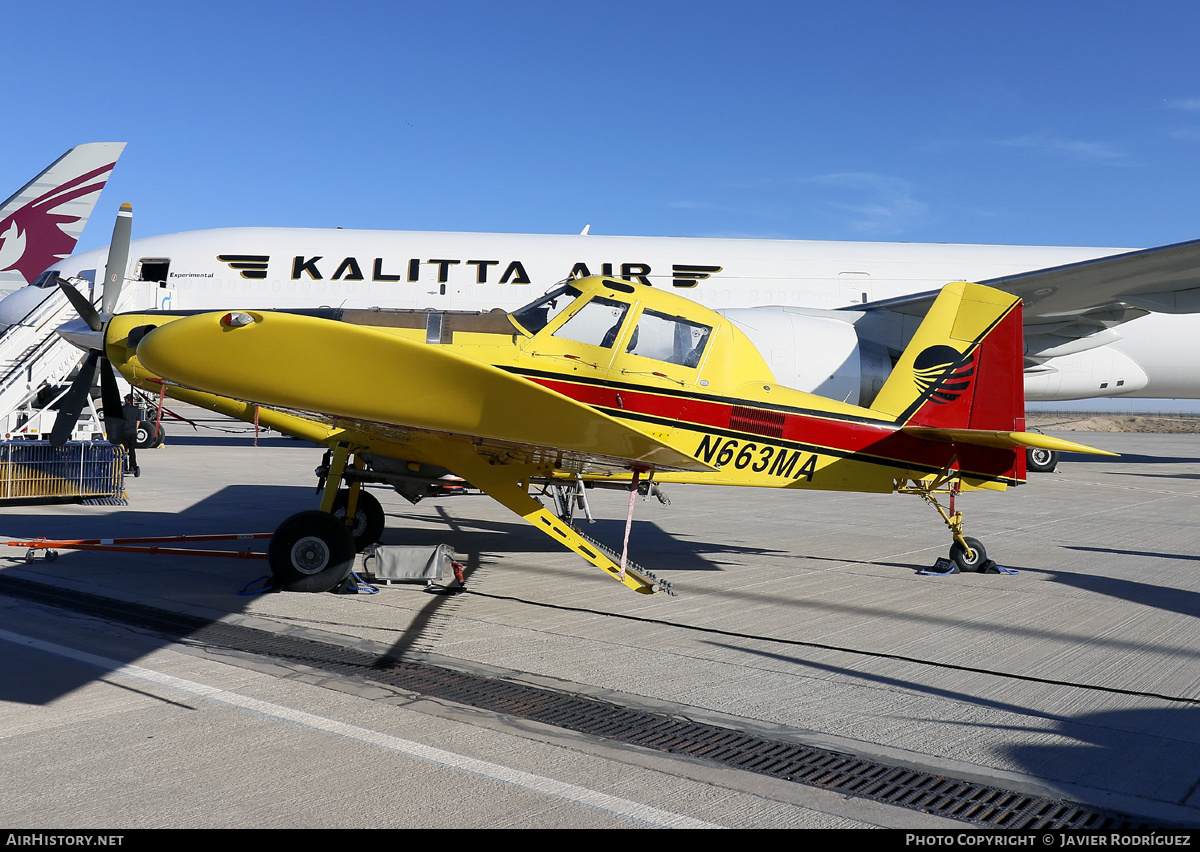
[912,345,975,404]
[0,143,126,291]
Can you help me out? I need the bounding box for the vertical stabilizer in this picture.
[870,281,1024,431]
[0,143,126,293]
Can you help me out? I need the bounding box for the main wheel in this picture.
[269,511,356,592]
[330,489,385,551]
[949,536,987,572]
[1027,447,1058,473]
[134,420,163,449]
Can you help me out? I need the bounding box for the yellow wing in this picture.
[132,310,712,474]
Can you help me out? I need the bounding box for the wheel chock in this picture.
[918,558,960,576]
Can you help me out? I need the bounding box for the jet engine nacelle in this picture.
[720,307,894,406]
[724,306,1163,407]
[1024,345,1150,401]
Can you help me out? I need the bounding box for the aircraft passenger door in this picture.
[838,272,872,306]
[416,262,456,311]
[134,257,176,311]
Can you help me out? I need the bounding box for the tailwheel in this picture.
[269,510,356,592]
[896,475,993,572]
[949,536,987,572]
[330,488,385,551]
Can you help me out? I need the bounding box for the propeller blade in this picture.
[101,203,132,315]
[49,352,99,446]
[99,359,128,446]
[56,277,103,332]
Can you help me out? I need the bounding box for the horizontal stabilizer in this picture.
[901,426,1117,456]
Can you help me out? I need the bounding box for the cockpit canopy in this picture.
[511,278,715,372]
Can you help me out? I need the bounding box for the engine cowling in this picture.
[1024,346,1149,400]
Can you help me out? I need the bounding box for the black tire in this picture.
[269,511,356,592]
[1027,447,1058,473]
[330,489,385,551]
[134,420,163,449]
[949,536,987,572]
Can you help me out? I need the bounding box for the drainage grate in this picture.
[0,576,1163,830]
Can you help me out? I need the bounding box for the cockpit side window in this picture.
[625,309,711,367]
[510,284,581,335]
[31,270,61,288]
[552,296,629,348]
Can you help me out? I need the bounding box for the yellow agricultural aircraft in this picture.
[56,249,1110,595]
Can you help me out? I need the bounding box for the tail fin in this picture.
[0,143,126,293]
[870,281,1114,486]
[870,281,1023,431]
[871,281,1026,485]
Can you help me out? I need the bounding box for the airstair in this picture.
[0,277,158,441]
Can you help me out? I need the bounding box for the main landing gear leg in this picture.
[318,442,353,514]
[268,442,384,592]
[323,453,385,551]
[546,479,593,527]
[896,477,988,572]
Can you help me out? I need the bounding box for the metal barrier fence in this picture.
[1028,408,1200,419]
[0,441,126,502]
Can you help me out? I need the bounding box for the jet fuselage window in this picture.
[626,309,711,367]
[553,297,629,348]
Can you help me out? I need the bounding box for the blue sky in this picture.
[6,1,1200,256]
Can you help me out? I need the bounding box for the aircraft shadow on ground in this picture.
[1102,470,1200,481]
[387,506,788,573]
[0,484,317,540]
[775,551,931,572]
[0,484,321,706]
[1062,545,1200,566]
[1064,451,1200,465]
[0,487,781,705]
[709,642,1200,816]
[159,432,320,449]
[1032,550,1200,619]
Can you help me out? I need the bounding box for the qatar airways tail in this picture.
[0,143,126,295]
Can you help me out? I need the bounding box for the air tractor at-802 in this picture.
[57,259,1111,596]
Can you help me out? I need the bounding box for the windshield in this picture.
[552,296,629,348]
[31,270,61,289]
[510,283,582,335]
